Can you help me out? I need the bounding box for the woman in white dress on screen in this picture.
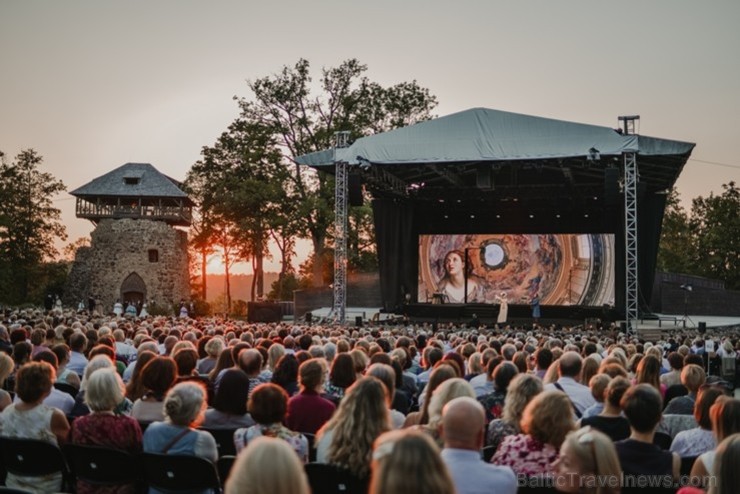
[437,250,482,303]
[495,292,509,324]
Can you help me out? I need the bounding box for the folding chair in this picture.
[304,463,368,494]
[53,382,79,399]
[141,453,221,492]
[217,455,236,487]
[64,443,141,491]
[0,437,69,491]
[480,445,496,462]
[199,428,237,457]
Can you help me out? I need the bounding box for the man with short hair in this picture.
[238,348,264,398]
[544,351,595,416]
[67,332,88,375]
[440,397,517,494]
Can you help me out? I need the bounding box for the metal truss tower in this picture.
[620,115,640,334]
[331,131,351,324]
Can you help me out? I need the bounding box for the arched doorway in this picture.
[120,272,147,310]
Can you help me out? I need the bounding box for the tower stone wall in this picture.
[66,218,190,313]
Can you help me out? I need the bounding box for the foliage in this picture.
[658,182,740,290]
[63,237,91,262]
[0,149,67,304]
[236,58,437,286]
[267,272,308,301]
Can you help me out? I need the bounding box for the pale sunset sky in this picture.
[2,1,738,274]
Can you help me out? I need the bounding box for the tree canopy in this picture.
[0,149,67,304]
[658,182,740,290]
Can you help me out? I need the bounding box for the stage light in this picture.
[495,214,501,219]
[529,214,534,219]
[470,214,475,219]
[556,214,561,218]
[444,215,449,219]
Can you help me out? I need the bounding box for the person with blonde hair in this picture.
[225,436,309,494]
[552,426,621,494]
[416,377,475,447]
[664,364,706,415]
[491,390,576,476]
[487,373,543,451]
[316,377,390,479]
[369,429,456,494]
[690,397,740,487]
[0,351,13,411]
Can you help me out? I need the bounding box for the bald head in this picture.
[238,348,263,377]
[441,396,485,450]
[559,351,583,379]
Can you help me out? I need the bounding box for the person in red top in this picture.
[285,358,336,434]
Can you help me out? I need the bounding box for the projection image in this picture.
[418,234,615,306]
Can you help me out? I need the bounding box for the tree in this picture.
[236,58,437,286]
[0,149,67,304]
[657,189,693,274]
[689,181,740,289]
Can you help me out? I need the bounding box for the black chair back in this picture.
[653,432,672,450]
[304,462,368,494]
[303,432,317,462]
[0,437,68,490]
[53,381,79,398]
[217,455,236,487]
[63,443,141,487]
[141,453,220,492]
[481,445,496,462]
[680,456,698,477]
[199,428,237,457]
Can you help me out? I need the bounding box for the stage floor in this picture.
[633,314,740,331]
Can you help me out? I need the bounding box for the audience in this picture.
[553,426,622,494]
[225,436,310,494]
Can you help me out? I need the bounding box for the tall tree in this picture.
[689,181,740,289]
[657,189,693,274]
[0,149,67,304]
[236,58,437,286]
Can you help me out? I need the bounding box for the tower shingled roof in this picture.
[70,162,191,202]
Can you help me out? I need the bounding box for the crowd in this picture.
[0,306,739,494]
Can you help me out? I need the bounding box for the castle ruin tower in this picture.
[65,163,192,314]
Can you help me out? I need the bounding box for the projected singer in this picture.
[438,250,483,303]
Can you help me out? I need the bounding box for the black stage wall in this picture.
[373,192,668,318]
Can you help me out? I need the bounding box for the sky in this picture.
[2,1,739,274]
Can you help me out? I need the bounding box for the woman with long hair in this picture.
[369,429,456,494]
[316,377,391,479]
[125,350,158,402]
[487,373,543,451]
[690,397,740,487]
[403,363,457,427]
[552,427,621,494]
[634,354,666,397]
[324,353,356,403]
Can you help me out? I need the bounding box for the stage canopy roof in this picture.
[296,108,695,199]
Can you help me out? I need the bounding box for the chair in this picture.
[141,453,221,493]
[53,381,79,399]
[481,445,496,462]
[303,432,317,462]
[0,437,69,491]
[304,463,368,494]
[217,455,236,487]
[653,431,672,450]
[63,443,141,490]
[721,357,736,386]
[199,428,237,457]
[680,456,698,477]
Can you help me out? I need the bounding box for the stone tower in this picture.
[65,163,192,314]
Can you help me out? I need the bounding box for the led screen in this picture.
[418,234,615,306]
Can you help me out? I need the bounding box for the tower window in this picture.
[124,177,140,185]
[148,249,159,262]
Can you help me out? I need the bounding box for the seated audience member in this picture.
[552,426,622,494]
[370,429,456,494]
[270,353,300,397]
[286,358,336,434]
[67,331,89,376]
[124,350,158,402]
[679,432,740,494]
[365,363,406,429]
[664,364,706,415]
[196,337,223,376]
[415,378,476,447]
[71,368,143,494]
[131,356,178,423]
[545,351,596,417]
[477,361,518,424]
[51,343,81,389]
[142,381,217,460]
[30,350,75,414]
[690,397,740,487]
[0,352,14,411]
[324,352,356,403]
[316,377,391,480]
[234,383,308,462]
[670,386,723,457]
[71,354,133,417]
[0,361,70,492]
[224,436,310,494]
[487,373,543,451]
[580,376,631,442]
[635,354,667,398]
[202,368,255,429]
[660,352,684,388]
[581,374,610,419]
[615,383,680,483]
[440,397,517,494]
[403,363,457,427]
[492,390,575,477]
